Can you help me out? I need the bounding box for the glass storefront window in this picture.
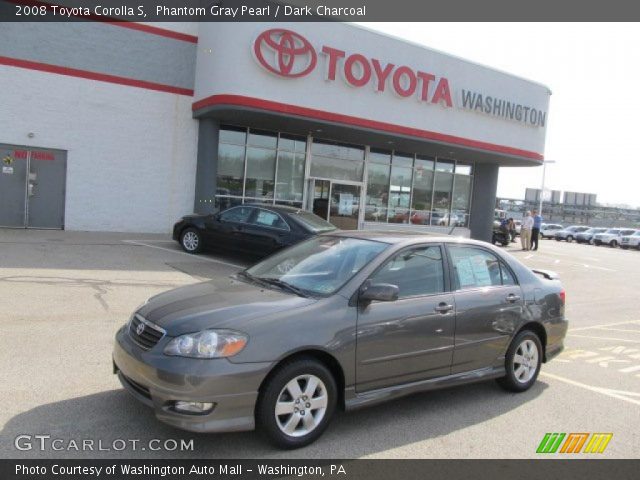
[310,155,364,182]
[410,156,434,225]
[392,152,414,168]
[388,163,412,223]
[432,169,454,226]
[275,151,305,203]
[369,149,391,165]
[219,126,246,145]
[365,162,390,222]
[452,173,472,227]
[436,159,455,173]
[244,147,276,200]
[217,143,245,196]
[279,134,307,153]
[312,140,365,161]
[455,161,473,175]
[248,130,278,149]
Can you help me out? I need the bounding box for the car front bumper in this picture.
[113,326,272,433]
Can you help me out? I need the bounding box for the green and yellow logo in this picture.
[537,433,613,454]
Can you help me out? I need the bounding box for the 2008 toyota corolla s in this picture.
[113,231,568,448]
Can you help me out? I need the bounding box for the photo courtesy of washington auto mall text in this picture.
[1,0,640,479]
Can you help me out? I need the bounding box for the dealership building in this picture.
[0,21,550,241]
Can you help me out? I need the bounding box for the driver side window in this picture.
[369,246,445,298]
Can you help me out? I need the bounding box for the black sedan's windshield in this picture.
[246,236,388,296]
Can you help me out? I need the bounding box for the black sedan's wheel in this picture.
[180,228,203,254]
[257,358,337,449]
[497,330,542,393]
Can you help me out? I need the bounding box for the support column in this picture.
[469,162,499,242]
[193,118,219,214]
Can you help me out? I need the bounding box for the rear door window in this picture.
[252,209,289,230]
[448,246,516,290]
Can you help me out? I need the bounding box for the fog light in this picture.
[173,401,215,415]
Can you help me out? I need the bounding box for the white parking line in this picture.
[569,334,640,344]
[569,320,640,332]
[600,328,640,334]
[122,240,245,269]
[540,372,640,406]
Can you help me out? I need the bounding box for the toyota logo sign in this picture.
[253,28,317,78]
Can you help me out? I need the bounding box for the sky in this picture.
[357,23,640,208]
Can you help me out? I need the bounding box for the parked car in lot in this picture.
[113,232,568,448]
[594,228,638,247]
[554,225,590,242]
[621,231,640,250]
[576,227,608,245]
[540,223,564,239]
[172,204,336,257]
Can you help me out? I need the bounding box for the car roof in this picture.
[323,229,490,247]
[241,203,307,214]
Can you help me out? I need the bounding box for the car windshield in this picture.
[634,232,640,237]
[289,210,337,233]
[245,236,388,296]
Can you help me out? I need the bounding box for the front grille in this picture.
[128,314,165,350]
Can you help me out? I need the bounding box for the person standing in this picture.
[521,211,534,250]
[531,209,543,251]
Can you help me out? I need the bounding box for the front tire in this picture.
[566,235,574,243]
[610,240,618,248]
[180,228,203,254]
[497,331,542,393]
[257,358,337,449]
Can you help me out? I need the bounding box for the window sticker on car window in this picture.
[455,255,492,288]
[455,258,476,288]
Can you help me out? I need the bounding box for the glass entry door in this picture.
[307,179,361,230]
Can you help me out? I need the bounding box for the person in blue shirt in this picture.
[532,209,543,250]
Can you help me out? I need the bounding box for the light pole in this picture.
[539,160,557,217]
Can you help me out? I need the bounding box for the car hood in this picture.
[137,277,317,336]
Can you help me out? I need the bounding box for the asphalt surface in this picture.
[0,229,638,459]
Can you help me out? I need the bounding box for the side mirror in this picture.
[360,282,399,303]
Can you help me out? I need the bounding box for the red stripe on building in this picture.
[5,0,198,43]
[0,56,194,96]
[192,94,544,161]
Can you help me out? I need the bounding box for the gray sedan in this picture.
[113,232,567,448]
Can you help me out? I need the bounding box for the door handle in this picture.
[434,303,454,313]
[505,293,521,303]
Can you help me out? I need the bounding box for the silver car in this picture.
[113,232,568,448]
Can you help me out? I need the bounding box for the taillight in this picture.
[559,289,566,305]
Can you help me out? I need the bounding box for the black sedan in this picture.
[172,204,337,256]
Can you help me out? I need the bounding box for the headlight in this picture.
[164,330,248,358]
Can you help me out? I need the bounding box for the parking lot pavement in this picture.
[1,230,638,459]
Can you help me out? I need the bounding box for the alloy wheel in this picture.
[274,374,328,437]
[513,339,539,384]
[182,231,199,251]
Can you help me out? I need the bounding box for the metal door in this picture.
[0,145,27,227]
[0,144,66,229]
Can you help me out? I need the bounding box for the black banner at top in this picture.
[3,0,640,21]
[2,459,640,480]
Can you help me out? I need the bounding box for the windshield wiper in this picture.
[259,278,310,298]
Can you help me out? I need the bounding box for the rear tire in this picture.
[257,358,337,449]
[497,330,542,393]
[610,240,618,248]
[180,228,203,254]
